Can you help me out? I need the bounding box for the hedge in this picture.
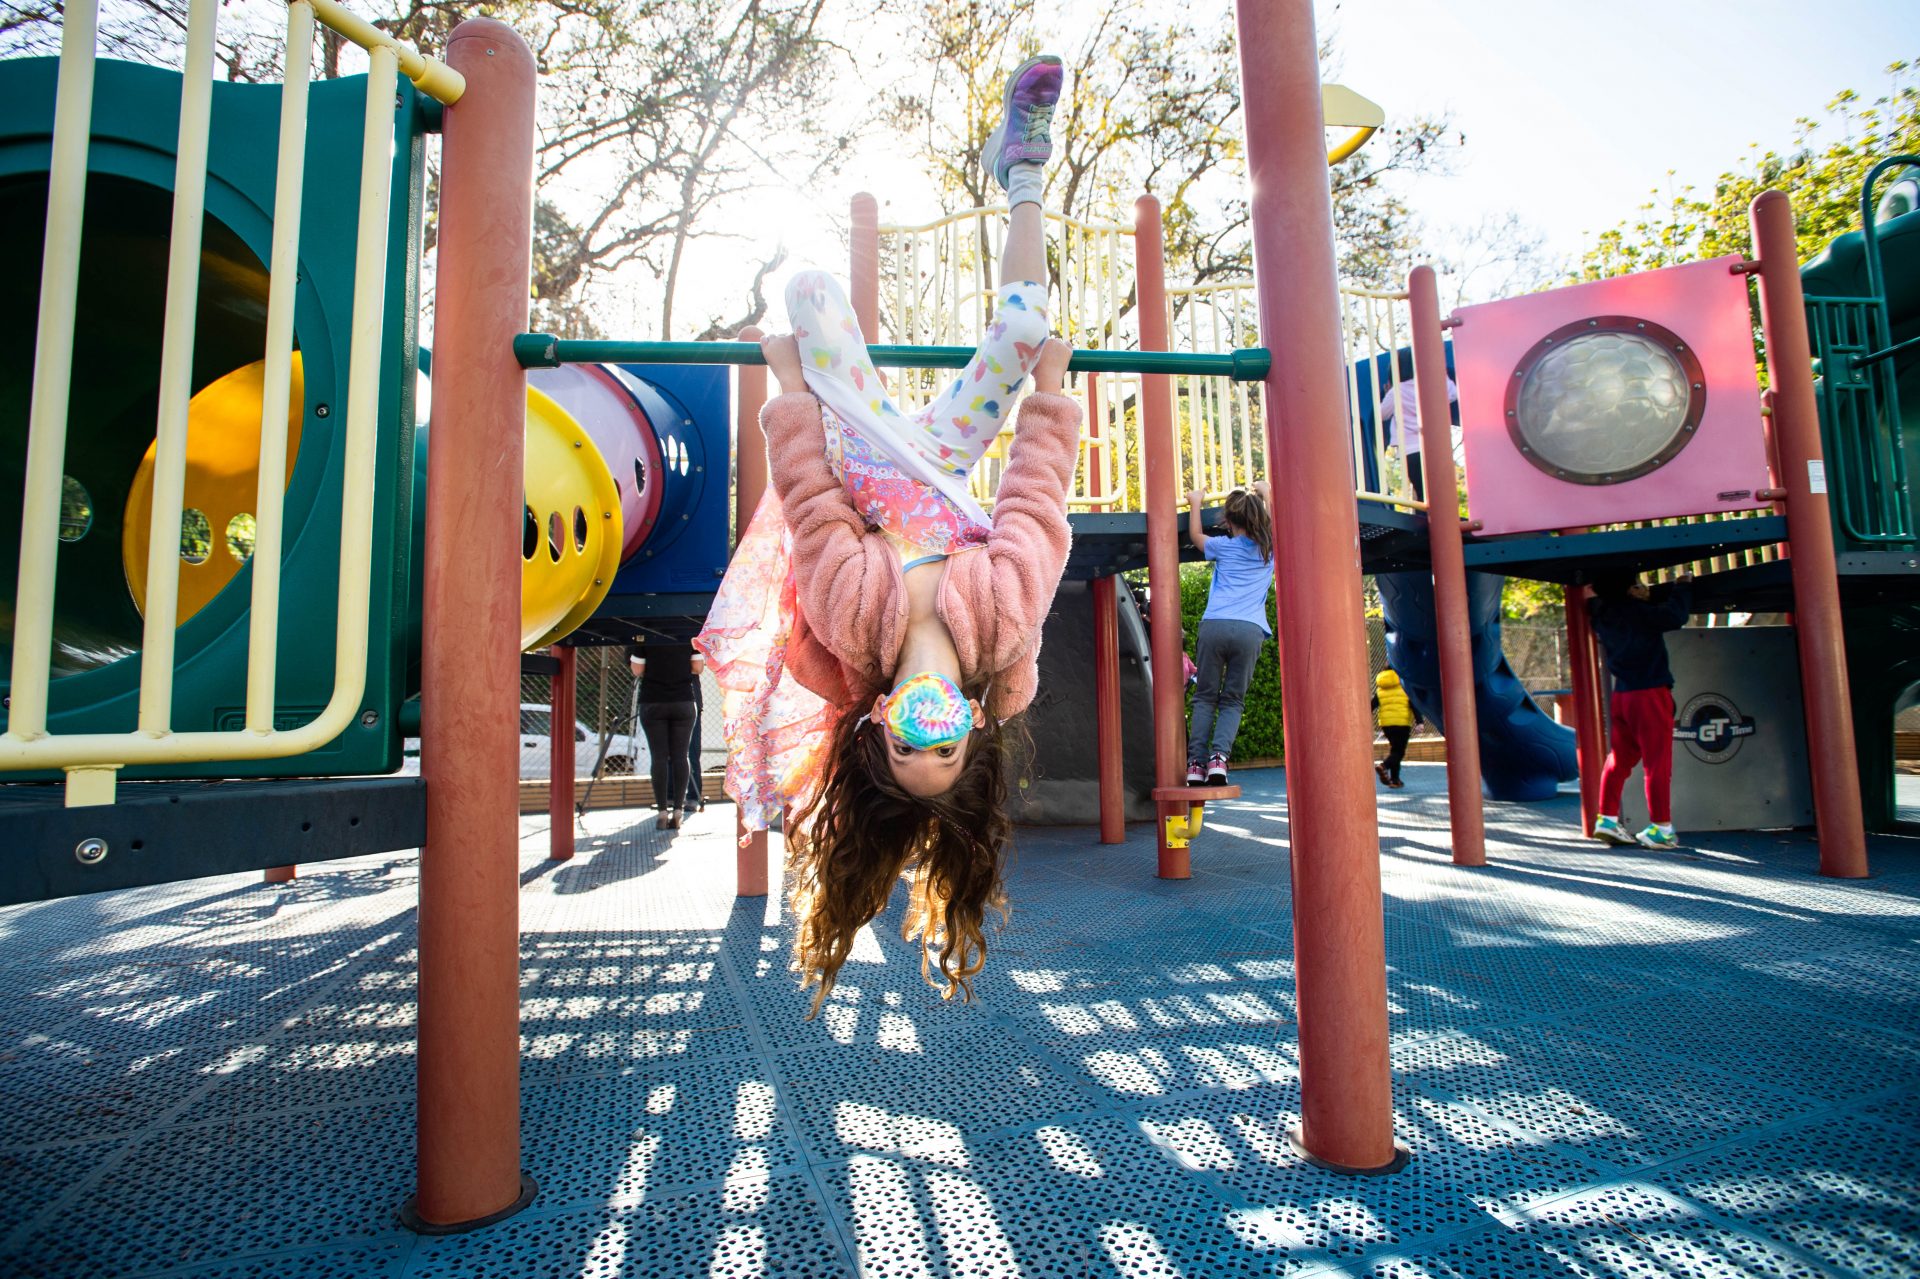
[1178,560,1284,762]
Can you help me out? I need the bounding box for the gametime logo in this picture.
[1673,692,1758,764]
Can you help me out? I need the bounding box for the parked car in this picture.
[400,703,645,780]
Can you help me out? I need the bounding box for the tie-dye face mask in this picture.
[876,672,978,750]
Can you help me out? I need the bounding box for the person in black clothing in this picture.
[1586,569,1693,850]
[628,640,702,830]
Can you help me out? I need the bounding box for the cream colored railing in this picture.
[1335,285,1428,511]
[2,0,459,806]
[1166,281,1429,513]
[879,206,1143,509]
[1164,283,1262,506]
[877,206,1436,516]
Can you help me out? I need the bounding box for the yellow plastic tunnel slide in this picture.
[123,358,622,652]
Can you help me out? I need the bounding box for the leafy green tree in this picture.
[1501,577,1564,621]
[1578,59,1920,280]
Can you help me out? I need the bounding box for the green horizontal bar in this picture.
[512,333,1271,382]
[1850,330,1920,369]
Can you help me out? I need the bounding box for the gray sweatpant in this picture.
[1187,618,1266,762]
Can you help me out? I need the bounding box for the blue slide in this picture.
[1375,571,1579,801]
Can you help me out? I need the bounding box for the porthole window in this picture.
[225,512,257,563]
[1505,316,1705,485]
[523,505,538,560]
[59,475,93,542]
[547,510,563,563]
[573,505,587,552]
[179,508,212,564]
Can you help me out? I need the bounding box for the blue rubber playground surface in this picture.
[1,764,1917,1277]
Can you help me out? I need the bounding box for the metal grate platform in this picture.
[0,768,1916,1276]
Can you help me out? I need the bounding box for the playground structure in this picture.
[3,0,1917,1234]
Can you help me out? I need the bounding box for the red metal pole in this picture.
[1564,585,1604,835]
[733,324,771,897]
[1086,374,1106,512]
[1093,575,1126,844]
[1750,191,1868,878]
[850,192,880,343]
[548,645,576,861]
[410,18,536,1229]
[1235,0,1400,1174]
[1135,196,1190,880]
[1408,268,1485,867]
[263,864,296,883]
[1087,374,1125,844]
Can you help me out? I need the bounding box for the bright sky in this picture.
[665,0,1916,334]
[1317,0,1916,267]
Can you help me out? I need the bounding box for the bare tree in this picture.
[377,0,854,337]
[884,0,1459,311]
[1429,211,1565,310]
[3,0,290,81]
[6,0,860,337]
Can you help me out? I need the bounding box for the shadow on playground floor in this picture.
[1,763,1917,1277]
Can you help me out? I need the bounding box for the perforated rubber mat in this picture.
[1,767,1917,1276]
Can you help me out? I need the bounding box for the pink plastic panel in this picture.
[1452,255,1772,536]
[528,364,663,560]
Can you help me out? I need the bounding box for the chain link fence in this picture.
[519,648,726,784]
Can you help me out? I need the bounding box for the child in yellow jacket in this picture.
[1371,668,1417,788]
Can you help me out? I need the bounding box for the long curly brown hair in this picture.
[784,682,1018,1015]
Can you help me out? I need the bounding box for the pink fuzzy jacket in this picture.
[763,390,1081,721]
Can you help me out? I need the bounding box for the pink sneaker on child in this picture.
[983,55,1063,191]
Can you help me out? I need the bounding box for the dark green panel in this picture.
[0,57,425,778]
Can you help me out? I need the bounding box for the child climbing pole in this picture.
[1183,481,1275,786]
[698,55,1078,1012]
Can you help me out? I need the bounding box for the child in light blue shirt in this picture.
[1183,481,1274,784]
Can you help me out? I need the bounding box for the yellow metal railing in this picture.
[2,0,455,806]
[308,0,466,103]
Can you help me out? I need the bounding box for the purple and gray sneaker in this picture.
[983,54,1063,191]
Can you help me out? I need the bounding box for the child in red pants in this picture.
[1587,570,1693,849]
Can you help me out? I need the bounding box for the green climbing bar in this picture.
[512,334,1273,382]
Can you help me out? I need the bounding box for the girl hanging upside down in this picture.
[697,55,1076,1013]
